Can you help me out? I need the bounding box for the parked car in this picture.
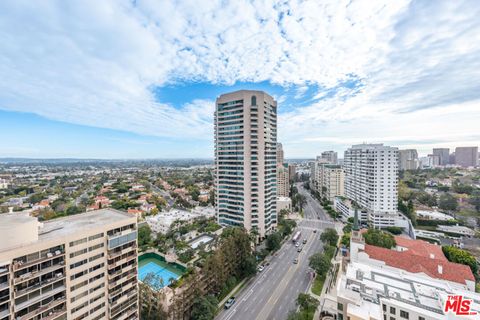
[295,242,300,247]
[224,297,236,309]
[297,246,302,253]
[293,258,298,264]
[313,230,317,233]
[258,265,265,272]
[302,239,307,244]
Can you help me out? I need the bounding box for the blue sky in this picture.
[0,0,479,158]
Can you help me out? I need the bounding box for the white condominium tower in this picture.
[0,209,138,320]
[215,90,277,238]
[344,144,399,228]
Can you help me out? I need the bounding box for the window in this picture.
[390,307,396,314]
[400,310,409,319]
[251,95,257,106]
[418,317,425,320]
[383,304,386,312]
[88,233,104,241]
[337,302,343,311]
[70,237,87,247]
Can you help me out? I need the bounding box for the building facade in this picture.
[398,149,419,170]
[319,151,338,164]
[432,148,450,166]
[0,209,138,320]
[276,164,289,198]
[455,146,479,167]
[215,90,277,238]
[344,144,399,228]
[276,143,284,164]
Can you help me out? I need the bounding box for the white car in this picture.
[295,242,300,247]
[258,265,265,272]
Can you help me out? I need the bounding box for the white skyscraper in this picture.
[215,90,277,238]
[344,144,400,228]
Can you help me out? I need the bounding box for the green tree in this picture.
[138,225,152,247]
[363,229,396,249]
[439,193,458,212]
[190,295,218,320]
[442,246,478,275]
[308,253,331,276]
[320,228,339,246]
[469,191,480,212]
[240,255,257,278]
[266,232,282,252]
[417,192,437,207]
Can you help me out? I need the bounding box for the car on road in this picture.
[302,239,307,244]
[313,230,317,233]
[297,246,302,253]
[224,297,236,309]
[295,242,300,247]
[293,258,298,264]
[257,265,265,272]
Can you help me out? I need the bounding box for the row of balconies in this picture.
[13,250,64,272]
[14,272,64,298]
[14,263,65,285]
[16,293,66,320]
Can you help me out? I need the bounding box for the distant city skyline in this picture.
[1,1,480,158]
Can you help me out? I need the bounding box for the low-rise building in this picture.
[416,210,452,221]
[437,225,475,237]
[276,197,292,214]
[334,197,368,222]
[146,207,215,234]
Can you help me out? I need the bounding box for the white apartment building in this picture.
[215,90,277,238]
[344,144,400,228]
[145,207,215,234]
[0,209,138,320]
[334,197,368,222]
[336,261,480,320]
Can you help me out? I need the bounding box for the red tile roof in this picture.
[394,236,447,261]
[364,244,475,284]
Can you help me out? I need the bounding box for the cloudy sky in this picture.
[0,0,479,159]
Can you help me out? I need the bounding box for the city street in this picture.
[216,184,334,320]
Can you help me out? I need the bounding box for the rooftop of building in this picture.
[39,209,134,240]
[338,261,480,319]
[393,235,447,261]
[364,244,475,285]
[0,209,135,252]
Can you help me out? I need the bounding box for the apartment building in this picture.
[328,233,479,320]
[214,90,277,238]
[398,149,419,170]
[321,165,345,202]
[432,148,450,166]
[455,146,479,168]
[344,144,400,228]
[276,143,284,164]
[276,163,289,198]
[0,209,138,320]
[319,151,338,164]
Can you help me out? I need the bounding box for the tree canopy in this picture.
[363,229,396,249]
[320,228,339,246]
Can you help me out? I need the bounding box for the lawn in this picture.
[311,275,325,296]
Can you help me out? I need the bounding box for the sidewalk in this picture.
[217,277,250,309]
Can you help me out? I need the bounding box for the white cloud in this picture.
[0,0,479,156]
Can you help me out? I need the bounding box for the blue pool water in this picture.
[138,261,181,289]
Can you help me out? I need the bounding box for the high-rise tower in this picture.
[214,90,277,238]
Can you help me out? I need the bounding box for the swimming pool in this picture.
[138,252,185,290]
